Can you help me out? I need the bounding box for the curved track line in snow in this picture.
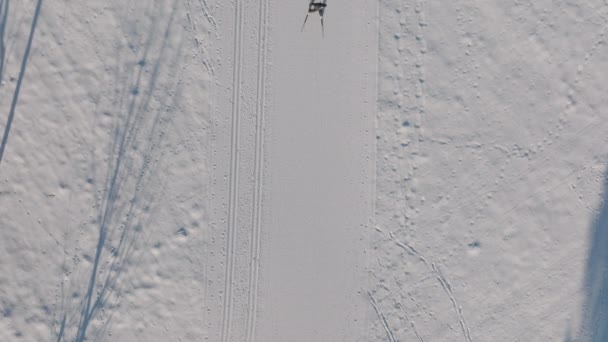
[368,291,397,342]
[371,272,426,342]
[389,231,472,342]
[221,1,244,341]
[245,0,268,341]
[431,263,472,342]
[412,15,608,232]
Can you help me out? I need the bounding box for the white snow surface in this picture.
[0,0,607,341]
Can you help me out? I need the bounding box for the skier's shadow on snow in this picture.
[579,167,608,341]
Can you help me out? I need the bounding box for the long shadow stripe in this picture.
[0,0,9,83]
[0,0,42,168]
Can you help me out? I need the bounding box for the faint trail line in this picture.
[414,0,427,143]
[245,0,268,340]
[0,0,42,168]
[430,152,600,256]
[472,242,584,330]
[572,13,608,92]
[368,291,398,342]
[220,0,244,341]
[369,1,380,340]
[432,263,472,342]
[488,164,589,227]
[17,198,66,253]
[417,114,607,230]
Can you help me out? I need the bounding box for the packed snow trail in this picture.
[255,0,377,340]
[208,0,377,340]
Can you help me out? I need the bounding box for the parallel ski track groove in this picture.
[245,0,268,340]
[221,0,244,341]
[368,291,397,342]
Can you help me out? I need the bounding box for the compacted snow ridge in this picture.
[0,0,607,341]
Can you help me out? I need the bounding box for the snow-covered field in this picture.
[0,0,607,341]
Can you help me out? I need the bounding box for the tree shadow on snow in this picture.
[0,0,9,83]
[580,167,608,341]
[51,1,185,340]
[0,0,41,168]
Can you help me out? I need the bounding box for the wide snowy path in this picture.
[207,0,377,341]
